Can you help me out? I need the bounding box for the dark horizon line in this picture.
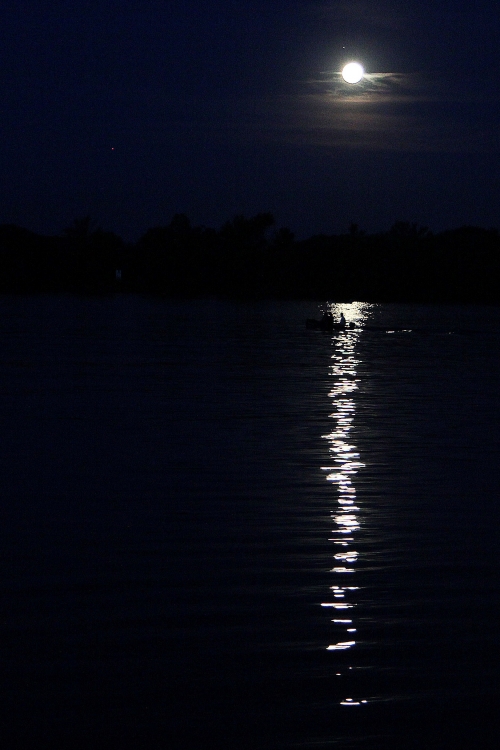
[2,214,500,245]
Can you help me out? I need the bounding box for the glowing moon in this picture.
[342,62,364,83]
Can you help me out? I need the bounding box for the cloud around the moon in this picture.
[311,70,424,103]
[227,65,500,155]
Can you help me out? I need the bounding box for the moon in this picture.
[342,62,364,84]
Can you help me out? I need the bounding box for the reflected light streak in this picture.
[335,552,358,561]
[330,603,354,609]
[332,567,356,573]
[320,302,370,707]
[327,641,356,650]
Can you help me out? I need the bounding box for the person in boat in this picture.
[339,312,346,328]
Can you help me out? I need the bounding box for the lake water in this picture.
[0,296,499,749]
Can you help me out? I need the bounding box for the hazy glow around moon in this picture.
[342,62,364,83]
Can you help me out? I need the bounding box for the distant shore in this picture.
[0,216,499,303]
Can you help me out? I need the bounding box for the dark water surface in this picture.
[0,296,499,749]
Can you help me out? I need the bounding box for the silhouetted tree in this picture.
[61,217,125,292]
[388,221,430,239]
[348,222,365,238]
[63,215,95,241]
[0,214,499,301]
[219,213,275,249]
[272,227,295,249]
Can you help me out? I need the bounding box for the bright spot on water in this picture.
[327,641,356,650]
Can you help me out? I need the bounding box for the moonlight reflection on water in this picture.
[321,303,368,704]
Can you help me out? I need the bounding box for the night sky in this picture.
[2,0,500,240]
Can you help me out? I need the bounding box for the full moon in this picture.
[342,62,364,83]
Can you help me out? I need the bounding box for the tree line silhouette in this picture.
[0,213,499,302]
